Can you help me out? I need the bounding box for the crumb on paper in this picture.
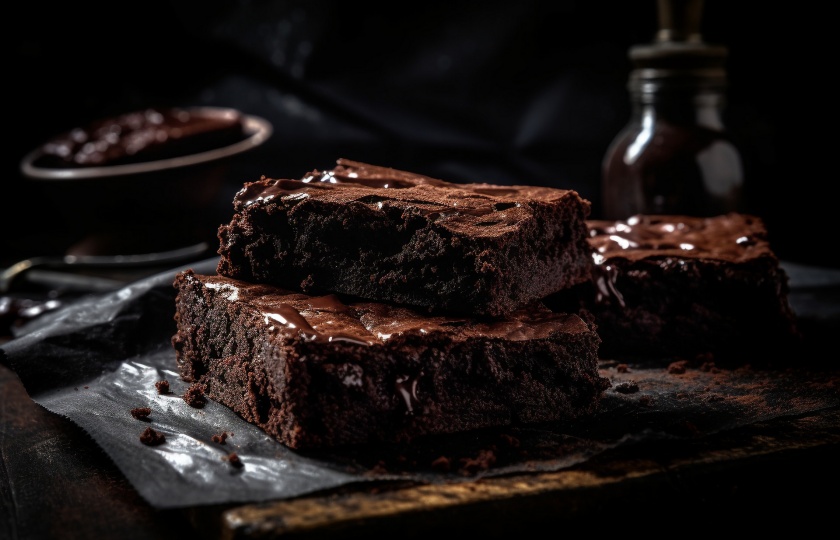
[699,362,720,373]
[130,407,152,420]
[139,427,165,446]
[614,381,640,394]
[183,383,206,408]
[155,380,171,394]
[212,432,229,444]
[225,452,243,468]
[459,448,497,474]
[668,360,688,374]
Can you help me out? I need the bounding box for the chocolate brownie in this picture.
[35,107,246,168]
[216,158,593,317]
[546,213,801,362]
[172,270,609,450]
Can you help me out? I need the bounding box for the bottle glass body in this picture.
[601,83,744,220]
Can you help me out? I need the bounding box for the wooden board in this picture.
[182,408,840,538]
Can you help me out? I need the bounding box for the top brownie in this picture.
[217,158,593,317]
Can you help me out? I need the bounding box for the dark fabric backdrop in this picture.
[7,0,834,267]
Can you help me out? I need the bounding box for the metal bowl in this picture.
[18,107,272,256]
[20,107,272,180]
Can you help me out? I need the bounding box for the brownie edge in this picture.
[172,270,610,450]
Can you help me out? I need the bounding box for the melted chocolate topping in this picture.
[196,272,589,346]
[235,158,585,237]
[586,213,775,308]
[587,213,773,264]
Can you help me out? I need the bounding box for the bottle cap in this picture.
[628,0,728,89]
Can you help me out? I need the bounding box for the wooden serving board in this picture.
[179,381,840,539]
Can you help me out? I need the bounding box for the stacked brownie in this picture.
[172,159,611,450]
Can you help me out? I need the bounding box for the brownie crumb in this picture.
[431,455,451,472]
[183,383,207,408]
[614,381,640,394]
[616,363,630,373]
[224,452,243,468]
[139,427,166,446]
[212,432,229,444]
[155,380,171,394]
[699,362,721,374]
[130,407,152,420]
[667,360,688,374]
[459,449,497,474]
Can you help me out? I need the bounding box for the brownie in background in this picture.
[546,213,802,363]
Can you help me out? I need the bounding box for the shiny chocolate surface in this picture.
[587,213,773,265]
[234,158,587,237]
[586,213,776,308]
[194,271,590,346]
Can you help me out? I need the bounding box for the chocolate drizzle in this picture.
[235,158,573,235]
[395,372,423,415]
[587,213,772,264]
[195,273,589,346]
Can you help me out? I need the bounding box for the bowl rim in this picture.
[20,106,273,181]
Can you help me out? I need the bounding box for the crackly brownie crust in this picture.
[547,213,801,361]
[172,270,609,450]
[216,158,593,317]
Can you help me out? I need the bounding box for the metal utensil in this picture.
[0,242,211,294]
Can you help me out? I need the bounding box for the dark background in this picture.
[7,0,835,267]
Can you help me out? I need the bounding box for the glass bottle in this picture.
[601,0,744,219]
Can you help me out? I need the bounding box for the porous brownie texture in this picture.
[546,213,801,362]
[216,158,593,317]
[172,270,609,450]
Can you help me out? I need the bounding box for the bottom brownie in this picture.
[546,213,802,363]
[172,270,610,450]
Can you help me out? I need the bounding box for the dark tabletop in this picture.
[2,260,839,538]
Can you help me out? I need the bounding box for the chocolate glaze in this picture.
[197,272,590,346]
[587,213,773,265]
[235,158,582,237]
[37,107,246,168]
[586,213,777,309]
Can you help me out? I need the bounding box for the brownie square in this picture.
[172,270,610,450]
[216,158,593,317]
[546,213,802,362]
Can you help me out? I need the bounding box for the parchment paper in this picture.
[1,258,838,509]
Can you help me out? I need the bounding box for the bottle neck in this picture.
[629,80,727,129]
